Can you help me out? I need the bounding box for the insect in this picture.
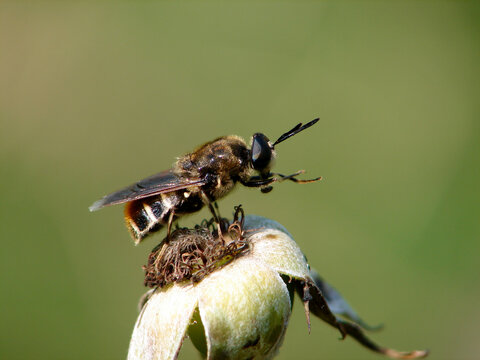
[89,118,321,244]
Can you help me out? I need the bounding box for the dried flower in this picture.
[128,214,428,360]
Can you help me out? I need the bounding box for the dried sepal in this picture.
[296,278,429,359]
[310,269,382,331]
[298,278,344,337]
[333,320,429,359]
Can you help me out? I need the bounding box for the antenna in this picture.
[273,118,319,147]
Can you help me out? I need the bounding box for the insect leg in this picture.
[233,204,244,226]
[239,177,276,188]
[200,191,225,240]
[228,204,245,239]
[241,176,277,194]
[214,201,223,222]
[166,210,176,242]
[274,170,322,184]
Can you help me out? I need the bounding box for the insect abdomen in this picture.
[124,197,172,244]
[124,190,205,244]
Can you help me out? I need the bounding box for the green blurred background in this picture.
[1,1,479,359]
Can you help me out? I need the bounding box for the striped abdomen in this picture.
[124,190,204,244]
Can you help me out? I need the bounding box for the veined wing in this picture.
[89,170,205,211]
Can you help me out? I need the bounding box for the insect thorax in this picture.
[177,136,252,192]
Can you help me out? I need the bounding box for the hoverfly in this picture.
[89,118,320,244]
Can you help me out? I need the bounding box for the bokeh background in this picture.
[1,1,479,359]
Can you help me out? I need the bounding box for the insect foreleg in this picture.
[274,170,322,184]
[240,176,276,187]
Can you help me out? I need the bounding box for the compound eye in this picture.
[251,133,273,171]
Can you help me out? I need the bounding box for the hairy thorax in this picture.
[175,136,252,200]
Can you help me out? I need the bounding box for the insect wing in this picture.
[89,170,205,211]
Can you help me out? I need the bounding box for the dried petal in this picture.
[128,284,198,360]
[248,230,311,280]
[196,256,291,360]
[243,215,310,280]
[243,215,293,238]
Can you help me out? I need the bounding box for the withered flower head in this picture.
[128,213,429,360]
